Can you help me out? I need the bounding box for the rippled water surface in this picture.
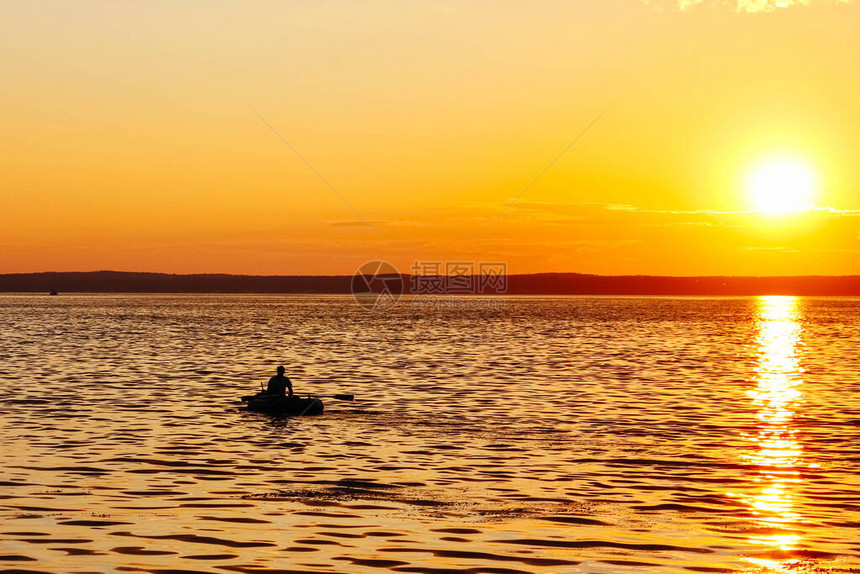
[1,295,859,573]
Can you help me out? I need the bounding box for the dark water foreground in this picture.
[1,295,859,573]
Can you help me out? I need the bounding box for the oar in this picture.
[241,392,354,402]
[311,394,355,401]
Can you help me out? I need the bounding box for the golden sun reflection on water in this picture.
[739,296,806,569]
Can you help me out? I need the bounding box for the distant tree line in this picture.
[2,270,860,295]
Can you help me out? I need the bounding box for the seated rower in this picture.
[267,366,294,397]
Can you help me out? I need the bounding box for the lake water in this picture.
[1,295,859,573]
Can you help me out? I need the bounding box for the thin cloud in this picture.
[810,206,860,216]
[606,204,755,215]
[329,219,444,228]
[646,0,852,12]
[329,220,391,228]
[742,246,860,255]
[521,201,860,218]
[512,201,751,218]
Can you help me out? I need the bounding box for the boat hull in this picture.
[241,394,324,416]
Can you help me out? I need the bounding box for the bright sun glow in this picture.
[747,158,817,215]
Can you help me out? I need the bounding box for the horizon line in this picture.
[3,270,860,279]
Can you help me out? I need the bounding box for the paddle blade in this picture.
[332,394,354,401]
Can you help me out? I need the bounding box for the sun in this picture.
[747,158,817,215]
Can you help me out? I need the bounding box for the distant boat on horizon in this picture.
[49,288,58,296]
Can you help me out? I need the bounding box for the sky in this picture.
[2,0,859,276]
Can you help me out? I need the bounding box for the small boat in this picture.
[240,393,324,415]
[49,289,59,296]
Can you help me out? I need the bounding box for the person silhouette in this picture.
[266,366,293,397]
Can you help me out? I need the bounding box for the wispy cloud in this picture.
[504,201,753,223]
[646,0,853,12]
[455,237,643,257]
[329,219,442,228]
[514,200,860,219]
[743,246,860,254]
[329,220,391,228]
[605,204,755,215]
[810,206,860,216]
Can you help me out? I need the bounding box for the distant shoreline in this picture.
[3,270,860,296]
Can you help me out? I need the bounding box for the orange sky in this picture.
[2,0,859,276]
